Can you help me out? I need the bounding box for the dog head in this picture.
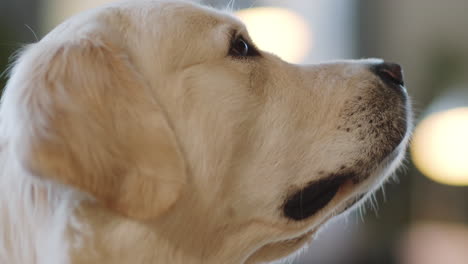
[2,0,411,262]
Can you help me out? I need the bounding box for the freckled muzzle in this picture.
[282,61,410,222]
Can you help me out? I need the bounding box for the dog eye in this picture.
[229,36,259,57]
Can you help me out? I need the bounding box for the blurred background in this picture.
[1,0,468,263]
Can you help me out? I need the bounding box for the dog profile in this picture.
[0,0,412,263]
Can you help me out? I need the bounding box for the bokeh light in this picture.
[400,222,468,264]
[235,7,311,63]
[411,107,468,186]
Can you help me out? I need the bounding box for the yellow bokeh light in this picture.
[235,7,311,63]
[411,107,468,186]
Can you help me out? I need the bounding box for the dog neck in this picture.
[0,171,255,264]
[0,149,80,264]
[0,144,298,264]
[0,147,304,264]
[68,199,270,264]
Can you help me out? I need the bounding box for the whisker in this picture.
[24,24,39,42]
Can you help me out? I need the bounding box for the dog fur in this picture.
[0,1,412,263]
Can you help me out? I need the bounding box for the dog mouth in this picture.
[282,149,402,222]
[283,172,355,221]
[282,136,409,222]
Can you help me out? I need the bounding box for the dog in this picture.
[0,0,412,263]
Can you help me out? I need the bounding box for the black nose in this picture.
[372,62,404,86]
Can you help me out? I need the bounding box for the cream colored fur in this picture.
[0,1,412,263]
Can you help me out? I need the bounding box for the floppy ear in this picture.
[12,39,186,220]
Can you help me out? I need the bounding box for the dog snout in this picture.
[371,62,404,87]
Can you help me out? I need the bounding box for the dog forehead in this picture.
[45,0,240,42]
[125,0,241,29]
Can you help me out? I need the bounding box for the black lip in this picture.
[283,173,354,221]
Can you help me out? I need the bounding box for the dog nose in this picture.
[372,62,404,86]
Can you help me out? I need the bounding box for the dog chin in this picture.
[339,132,412,218]
[245,228,318,264]
[281,120,412,249]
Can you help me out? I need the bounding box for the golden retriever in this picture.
[0,0,412,263]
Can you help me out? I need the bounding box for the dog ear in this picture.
[11,39,186,220]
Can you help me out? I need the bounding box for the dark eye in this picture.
[229,36,259,57]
